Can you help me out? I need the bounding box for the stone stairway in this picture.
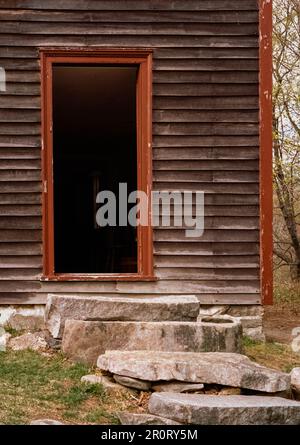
[96,350,300,425]
[45,294,242,364]
[44,294,300,425]
[45,294,200,338]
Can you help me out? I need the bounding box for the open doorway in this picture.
[52,66,137,274]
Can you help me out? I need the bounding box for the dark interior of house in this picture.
[52,65,138,273]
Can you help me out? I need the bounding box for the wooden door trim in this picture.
[40,48,154,281]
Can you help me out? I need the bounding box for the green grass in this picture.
[0,350,132,425]
[243,337,300,373]
[273,272,300,311]
[1,337,299,424]
[3,325,20,337]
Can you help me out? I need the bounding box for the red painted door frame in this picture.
[40,48,154,281]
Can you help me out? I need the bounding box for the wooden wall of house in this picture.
[0,0,260,305]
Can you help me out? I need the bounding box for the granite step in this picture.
[62,317,242,365]
[148,393,300,425]
[97,350,290,393]
[45,294,200,338]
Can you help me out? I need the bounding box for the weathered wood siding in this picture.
[0,0,260,304]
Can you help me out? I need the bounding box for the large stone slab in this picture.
[62,318,242,365]
[148,393,300,425]
[97,350,290,393]
[45,294,200,338]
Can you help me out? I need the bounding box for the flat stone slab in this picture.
[9,332,48,352]
[149,393,300,425]
[97,350,290,393]
[62,318,242,365]
[118,412,182,425]
[114,374,151,391]
[81,374,133,396]
[45,294,200,338]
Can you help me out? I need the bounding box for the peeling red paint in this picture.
[259,0,273,305]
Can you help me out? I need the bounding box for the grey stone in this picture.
[148,393,300,425]
[198,305,263,318]
[81,374,132,396]
[223,315,265,341]
[8,314,45,332]
[243,326,266,342]
[30,419,64,425]
[242,388,292,399]
[62,318,242,365]
[226,305,264,317]
[198,313,265,342]
[198,310,265,342]
[0,332,11,351]
[0,306,45,330]
[97,350,290,393]
[45,294,200,338]
[9,332,48,352]
[113,374,151,391]
[234,316,262,329]
[291,368,300,400]
[118,412,182,425]
[152,382,204,393]
[197,305,228,319]
[81,374,105,385]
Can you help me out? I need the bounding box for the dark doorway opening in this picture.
[52,65,138,273]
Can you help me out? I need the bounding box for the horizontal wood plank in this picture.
[0,22,258,36]
[154,229,259,242]
[156,268,259,280]
[154,242,259,255]
[0,35,259,48]
[153,135,259,147]
[154,96,258,110]
[153,71,258,84]
[155,255,260,268]
[0,242,41,255]
[153,147,259,161]
[0,230,42,241]
[0,204,41,215]
[0,10,258,24]
[0,1,258,12]
[154,170,258,183]
[0,256,41,267]
[153,110,258,123]
[0,216,41,229]
[153,160,258,171]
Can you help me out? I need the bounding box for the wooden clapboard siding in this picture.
[0,0,261,304]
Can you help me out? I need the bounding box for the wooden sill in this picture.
[41,274,157,282]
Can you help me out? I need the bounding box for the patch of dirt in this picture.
[263,305,300,344]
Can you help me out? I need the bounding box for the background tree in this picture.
[273,0,300,281]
